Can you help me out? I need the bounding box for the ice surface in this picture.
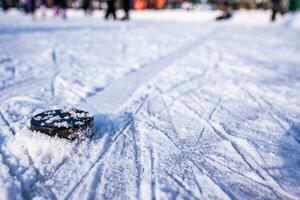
[0,9,300,199]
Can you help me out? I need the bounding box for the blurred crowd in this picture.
[0,0,132,19]
[0,0,299,21]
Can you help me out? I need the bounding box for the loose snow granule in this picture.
[53,121,69,128]
[69,111,89,119]
[45,115,61,124]
[75,121,84,125]
[34,116,42,121]
[42,114,54,120]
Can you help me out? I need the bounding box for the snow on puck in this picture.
[30,108,94,140]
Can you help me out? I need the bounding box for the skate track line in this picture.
[84,26,219,113]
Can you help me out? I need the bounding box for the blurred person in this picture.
[27,0,36,15]
[82,0,93,15]
[121,0,130,20]
[105,0,116,20]
[1,0,9,11]
[216,1,232,21]
[54,0,67,19]
[271,0,284,21]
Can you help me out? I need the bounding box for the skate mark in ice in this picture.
[85,163,105,200]
[288,123,300,145]
[183,100,266,171]
[259,96,293,125]
[0,77,44,101]
[154,87,181,139]
[0,145,27,199]
[165,171,200,200]
[0,54,46,97]
[190,169,203,195]
[163,69,209,95]
[64,118,133,199]
[195,127,205,145]
[50,49,60,99]
[238,85,289,132]
[2,66,15,84]
[49,48,87,102]
[147,116,269,199]
[0,129,38,199]
[151,86,295,199]
[25,150,57,199]
[277,123,300,197]
[208,98,222,120]
[189,159,238,200]
[49,114,132,199]
[129,122,142,199]
[0,110,16,135]
[0,105,57,198]
[143,121,235,199]
[64,97,147,199]
[149,146,157,200]
[175,98,298,199]
[145,101,279,198]
[43,139,82,180]
[83,112,139,199]
[40,111,132,194]
[51,72,59,99]
[154,47,223,97]
[86,27,219,113]
[44,111,131,182]
[86,87,104,98]
[51,49,57,66]
[0,63,15,91]
[201,152,271,188]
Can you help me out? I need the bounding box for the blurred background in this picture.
[1,0,299,14]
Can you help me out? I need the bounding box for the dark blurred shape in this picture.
[54,0,67,19]
[216,0,232,21]
[1,0,300,20]
[1,0,9,11]
[289,0,300,11]
[210,0,266,10]
[271,0,284,21]
[30,109,94,140]
[165,0,184,9]
[105,0,116,20]
[82,0,93,15]
[121,0,130,20]
[26,0,36,14]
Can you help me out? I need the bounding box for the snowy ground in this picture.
[0,8,300,200]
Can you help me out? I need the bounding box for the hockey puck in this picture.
[30,108,94,140]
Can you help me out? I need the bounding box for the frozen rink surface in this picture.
[0,9,300,199]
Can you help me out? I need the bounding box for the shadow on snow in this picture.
[278,123,300,197]
[92,111,133,140]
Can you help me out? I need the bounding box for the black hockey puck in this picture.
[30,108,94,140]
